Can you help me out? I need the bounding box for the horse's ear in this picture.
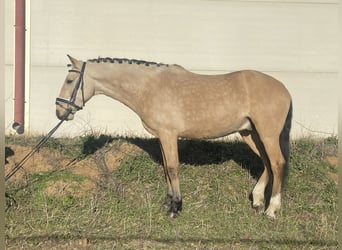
[67,54,82,69]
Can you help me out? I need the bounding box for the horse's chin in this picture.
[67,113,75,120]
[56,109,75,121]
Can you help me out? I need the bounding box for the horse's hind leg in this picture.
[259,136,286,218]
[240,130,269,213]
[159,132,182,218]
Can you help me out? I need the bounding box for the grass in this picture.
[5,135,338,249]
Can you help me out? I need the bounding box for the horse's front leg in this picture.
[159,133,182,218]
[159,146,173,208]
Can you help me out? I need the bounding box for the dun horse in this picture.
[56,55,292,218]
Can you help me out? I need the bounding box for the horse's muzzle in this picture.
[56,106,74,121]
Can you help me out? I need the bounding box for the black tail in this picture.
[280,101,292,186]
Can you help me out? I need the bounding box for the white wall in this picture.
[5,0,339,138]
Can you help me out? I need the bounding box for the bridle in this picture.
[56,62,87,113]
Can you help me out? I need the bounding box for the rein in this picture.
[6,63,87,182]
[56,62,87,113]
[6,65,86,200]
[5,113,69,181]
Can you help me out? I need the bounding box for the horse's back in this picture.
[142,68,291,139]
[167,68,290,101]
[238,70,291,99]
[177,69,292,119]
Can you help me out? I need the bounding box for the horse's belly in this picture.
[179,116,252,139]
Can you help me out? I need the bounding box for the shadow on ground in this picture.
[81,135,264,179]
[5,147,14,164]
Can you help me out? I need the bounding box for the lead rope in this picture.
[5,113,69,182]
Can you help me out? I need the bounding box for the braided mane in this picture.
[87,57,169,67]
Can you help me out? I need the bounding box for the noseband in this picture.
[56,62,87,112]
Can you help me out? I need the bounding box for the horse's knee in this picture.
[167,166,179,178]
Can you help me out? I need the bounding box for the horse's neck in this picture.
[89,63,166,115]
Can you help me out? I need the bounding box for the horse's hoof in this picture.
[168,211,178,218]
[253,204,264,214]
[264,209,276,219]
[163,195,172,208]
[163,201,171,209]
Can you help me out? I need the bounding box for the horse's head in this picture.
[56,55,92,121]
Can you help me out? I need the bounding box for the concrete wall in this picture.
[5,0,339,138]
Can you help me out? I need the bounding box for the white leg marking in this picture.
[252,181,266,208]
[265,193,281,218]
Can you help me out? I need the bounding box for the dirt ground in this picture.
[5,141,143,197]
[325,155,338,184]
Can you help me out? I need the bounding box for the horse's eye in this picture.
[66,79,73,84]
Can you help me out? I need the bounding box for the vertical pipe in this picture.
[13,0,25,134]
[25,0,31,133]
[0,0,5,248]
